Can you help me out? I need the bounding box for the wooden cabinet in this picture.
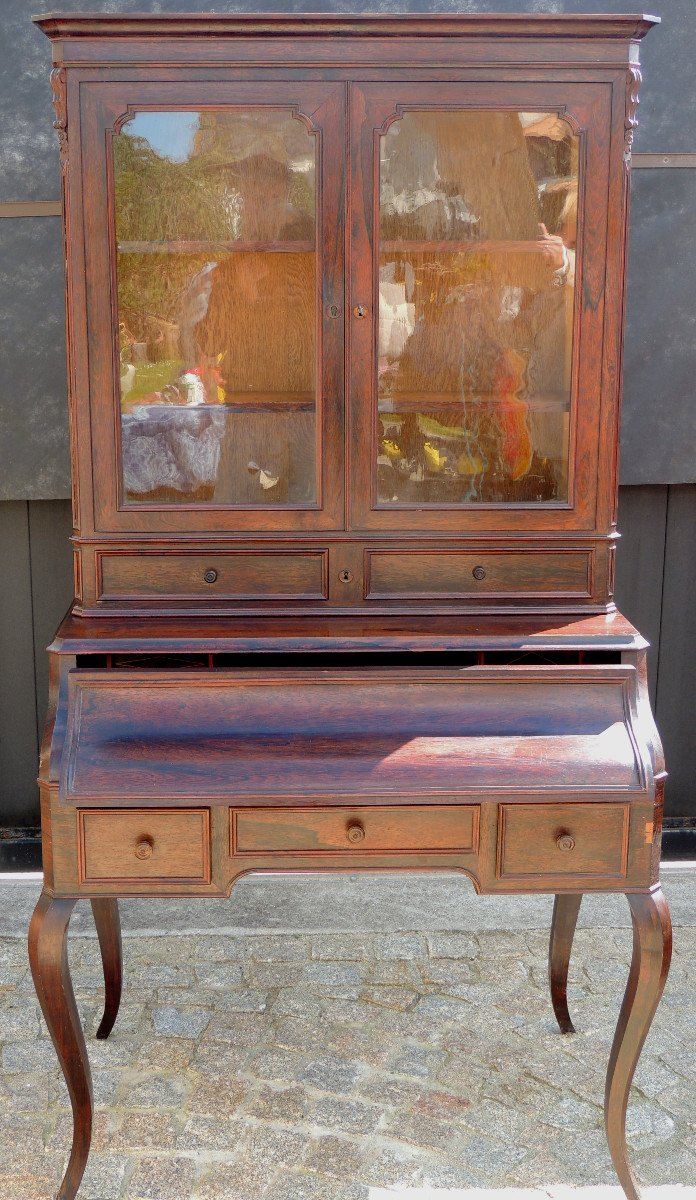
[44,17,639,615]
[30,14,671,1200]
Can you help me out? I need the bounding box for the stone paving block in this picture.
[152,1007,211,1040]
[245,1123,309,1169]
[128,1154,200,1200]
[111,1111,181,1151]
[310,1094,382,1135]
[427,933,480,960]
[374,934,428,960]
[136,1038,196,1073]
[120,1072,189,1111]
[194,1159,277,1200]
[204,1011,267,1046]
[193,963,244,987]
[311,935,372,962]
[300,1055,365,1095]
[76,1151,133,1199]
[307,1132,365,1178]
[176,1113,244,1152]
[265,1169,369,1199]
[248,936,311,963]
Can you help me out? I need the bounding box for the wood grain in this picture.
[605,887,672,1200]
[60,666,645,802]
[366,549,591,599]
[79,809,211,883]
[98,550,328,601]
[549,892,583,1033]
[28,890,92,1200]
[497,802,629,880]
[233,804,479,855]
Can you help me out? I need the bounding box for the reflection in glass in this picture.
[377,110,578,505]
[114,110,317,505]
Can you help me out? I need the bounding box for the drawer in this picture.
[497,802,629,881]
[232,805,479,855]
[97,550,328,601]
[78,809,211,883]
[365,549,592,599]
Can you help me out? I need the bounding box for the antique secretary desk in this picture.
[30,12,670,1200]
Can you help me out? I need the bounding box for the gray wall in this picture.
[1,1,695,831]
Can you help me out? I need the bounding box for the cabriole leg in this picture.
[90,898,123,1039]
[549,892,583,1034]
[605,886,672,1200]
[28,890,93,1200]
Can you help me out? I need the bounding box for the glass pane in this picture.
[377,110,578,505]
[114,109,317,505]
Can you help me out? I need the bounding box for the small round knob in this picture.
[472,566,487,581]
[135,836,154,861]
[203,569,218,584]
[346,821,366,844]
[353,304,368,319]
[556,834,576,852]
[338,570,354,584]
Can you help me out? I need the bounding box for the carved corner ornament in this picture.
[50,67,68,175]
[624,66,642,166]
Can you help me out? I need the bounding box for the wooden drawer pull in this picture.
[134,836,154,861]
[346,821,366,844]
[556,834,576,852]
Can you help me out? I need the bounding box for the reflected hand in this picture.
[537,222,567,271]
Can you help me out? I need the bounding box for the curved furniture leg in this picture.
[28,889,93,1200]
[605,885,672,1200]
[90,898,122,1039]
[549,892,583,1034]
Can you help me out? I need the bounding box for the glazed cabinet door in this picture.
[350,82,615,534]
[77,81,345,533]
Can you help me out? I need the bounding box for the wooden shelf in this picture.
[380,239,555,255]
[378,392,570,413]
[123,392,315,415]
[117,240,315,254]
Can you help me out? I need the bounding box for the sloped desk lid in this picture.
[59,666,650,802]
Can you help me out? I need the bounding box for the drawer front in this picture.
[79,809,211,883]
[97,551,328,601]
[233,805,479,855]
[366,550,592,599]
[497,802,629,881]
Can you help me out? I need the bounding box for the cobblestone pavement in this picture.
[0,871,694,1200]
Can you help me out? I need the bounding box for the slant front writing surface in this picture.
[113,108,317,506]
[376,109,577,507]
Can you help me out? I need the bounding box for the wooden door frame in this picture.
[348,79,615,534]
[78,78,346,535]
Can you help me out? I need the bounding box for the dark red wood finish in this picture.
[32,14,667,1200]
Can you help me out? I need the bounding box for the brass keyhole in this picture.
[328,303,341,318]
[338,570,354,584]
[353,304,368,319]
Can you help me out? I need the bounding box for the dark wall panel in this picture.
[0,502,39,827]
[0,216,70,499]
[28,500,75,738]
[621,170,696,485]
[614,486,668,702]
[656,485,696,822]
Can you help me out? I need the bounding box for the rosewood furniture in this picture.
[31,13,670,1200]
